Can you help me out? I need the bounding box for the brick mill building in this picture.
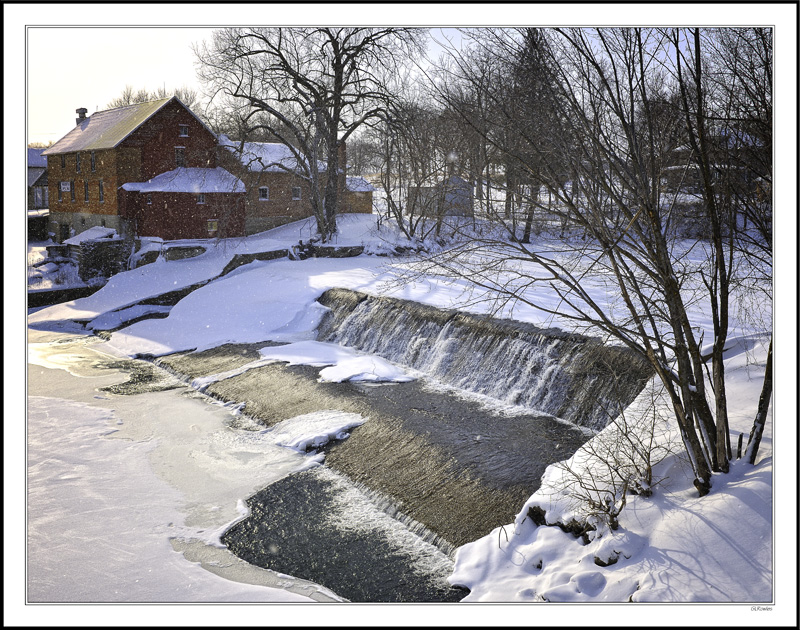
[42,97,374,243]
[42,97,246,242]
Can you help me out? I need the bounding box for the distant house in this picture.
[218,135,334,235]
[343,176,375,214]
[42,97,245,242]
[219,135,372,235]
[28,148,50,239]
[28,148,49,210]
[408,175,474,218]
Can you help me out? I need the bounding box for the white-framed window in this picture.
[197,193,206,204]
[292,187,302,200]
[259,186,269,201]
[175,147,186,168]
[207,218,219,234]
[179,124,189,137]
[99,180,104,203]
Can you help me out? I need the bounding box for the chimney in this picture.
[76,108,88,126]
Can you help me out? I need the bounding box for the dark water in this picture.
[222,467,469,603]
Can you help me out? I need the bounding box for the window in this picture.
[207,219,219,235]
[99,180,104,203]
[292,187,302,200]
[76,153,81,173]
[81,217,86,226]
[175,147,186,168]
[58,185,63,203]
[101,219,106,227]
[84,180,89,202]
[197,193,206,204]
[60,154,65,169]
[146,194,152,205]
[179,124,189,137]
[70,180,75,202]
[91,151,96,172]
[258,186,269,201]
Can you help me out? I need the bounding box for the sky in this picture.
[26,27,216,145]
[15,3,795,147]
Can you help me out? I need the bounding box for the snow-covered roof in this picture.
[219,134,324,173]
[346,176,375,192]
[43,98,172,155]
[28,167,46,188]
[121,167,246,194]
[64,226,119,245]
[42,97,212,156]
[28,147,48,167]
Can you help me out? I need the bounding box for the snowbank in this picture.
[448,334,774,603]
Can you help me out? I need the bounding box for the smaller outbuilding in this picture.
[120,167,246,240]
[343,176,376,214]
[408,175,474,218]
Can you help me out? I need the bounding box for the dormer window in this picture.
[179,124,189,137]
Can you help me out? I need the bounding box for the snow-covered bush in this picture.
[526,377,682,534]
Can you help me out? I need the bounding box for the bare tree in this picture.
[195,27,425,242]
[106,85,199,109]
[405,27,772,497]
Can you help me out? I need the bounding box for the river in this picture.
[27,326,593,602]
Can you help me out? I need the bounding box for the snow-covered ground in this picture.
[17,213,797,625]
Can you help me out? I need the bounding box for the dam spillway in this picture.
[316,288,653,431]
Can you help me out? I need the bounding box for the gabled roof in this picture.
[346,176,375,192]
[28,167,46,188]
[28,147,48,167]
[120,167,245,194]
[42,97,213,155]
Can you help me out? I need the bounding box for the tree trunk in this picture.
[746,338,772,464]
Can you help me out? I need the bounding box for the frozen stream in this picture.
[26,329,467,602]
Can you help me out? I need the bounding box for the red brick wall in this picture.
[123,100,217,179]
[135,191,245,240]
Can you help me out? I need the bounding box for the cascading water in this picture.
[317,288,653,431]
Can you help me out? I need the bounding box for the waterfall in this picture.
[317,288,653,431]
